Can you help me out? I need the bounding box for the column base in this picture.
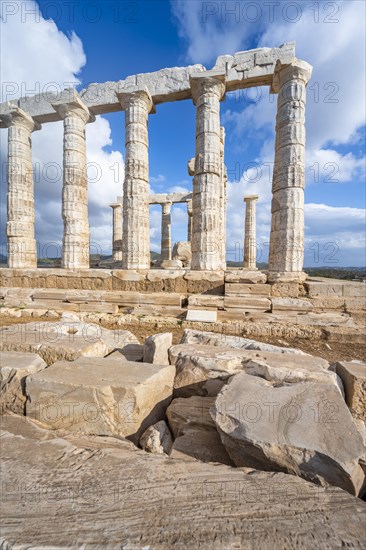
[267,271,307,283]
[161,259,183,269]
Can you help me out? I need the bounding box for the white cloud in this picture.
[0,0,124,257]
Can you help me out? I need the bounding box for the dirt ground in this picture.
[1,315,365,363]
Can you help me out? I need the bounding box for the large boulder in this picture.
[0,352,47,414]
[1,414,366,548]
[170,343,341,398]
[180,329,307,355]
[212,373,366,496]
[0,320,138,365]
[172,241,192,267]
[166,396,234,466]
[333,361,366,422]
[25,356,175,443]
[143,332,172,365]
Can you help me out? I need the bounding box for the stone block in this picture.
[334,361,366,422]
[139,420,173,455]
[271,298,313,312]
[186,310,217,322]
[0,351,47,414]
[26,356,175,442]
[225,283,271,296]
[224,270,267,284]
[188,295,224,309]
[143,332,172,365]
[212,373,366,496]
[224,296,271,311]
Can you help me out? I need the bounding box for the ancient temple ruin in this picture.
[0,42,312,282]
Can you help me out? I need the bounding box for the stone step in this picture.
[271,298,313,312]
[224,270,267,284]
[188,295,224,309]
[225,283,271,296]
[224,296,271,311]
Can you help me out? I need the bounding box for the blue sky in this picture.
[0,0,365,266]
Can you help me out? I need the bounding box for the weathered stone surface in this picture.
[0,352,47,414]
[0,320,138,365]
[143,332,172,365]
[181,329,307,355]
[186,310,217,322]
[271,297,313,311]
[243,195,258,269]
[2,414,366,549]
[139,420,173,455]
[334,361,366,422]
[212,373,366,495]
[172,241,192,267]
[225,283,271,296]
[25,356,175,442]
[170,343,340,398]
[167,396,234,466]
[188,295,224,308]
[225,270,267,284]
[224,296,271,311]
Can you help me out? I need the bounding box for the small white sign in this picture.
[186,309,217,322]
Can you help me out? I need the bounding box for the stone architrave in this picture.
[52,91,95,269]
[110,203,123,262]
[190,71,226,270]
[4,108,40,268]
[161,201,172,262]
[243,195,258,270]
[268,59,312,282]
[116,88,155,270]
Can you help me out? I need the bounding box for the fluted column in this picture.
[190,71,226,270]
[243,195,258,270]
[110,203,123,262]
[161,201,172,262]
[187,199,193,242]
[219,126,227,269]
[268,59,312,282]
[2,108,40,268]
[117,89,154,270]
[52,92,95,269]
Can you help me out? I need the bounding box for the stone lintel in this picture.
[149,192,192,205]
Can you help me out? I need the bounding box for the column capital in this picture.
[110,203,122,209]
[187,157,195,176]
[271,58,313,93]
[244,194,259,203]
[51,90,95,123]
[116,87,156,114]
[162,201,172,214]
[0,107,41,132]
[190,70,226,105]
[187,198,193,215]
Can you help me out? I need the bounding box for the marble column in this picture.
[3,108,40,268]
[190,71,226,270]
[268,59,312,282]
[219,126,227,269]
[52,92,95,269]
[161,201,172,263]
[243,195,258,270]
[187,199,193,242]
[116,88,154,270]
[110,203,123,262]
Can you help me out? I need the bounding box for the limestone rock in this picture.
[143,332,173,364]
[167,396,234,466]
[2,414,366,549]
[0,320,138,365]
[181,329,307,355]
[212,373,366,496]
[172,241,192,267]
[0,352,47,414]
[334,361,366,422]
[25,356,175,442]
[139,420,173,455]
[170,343,341,398]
